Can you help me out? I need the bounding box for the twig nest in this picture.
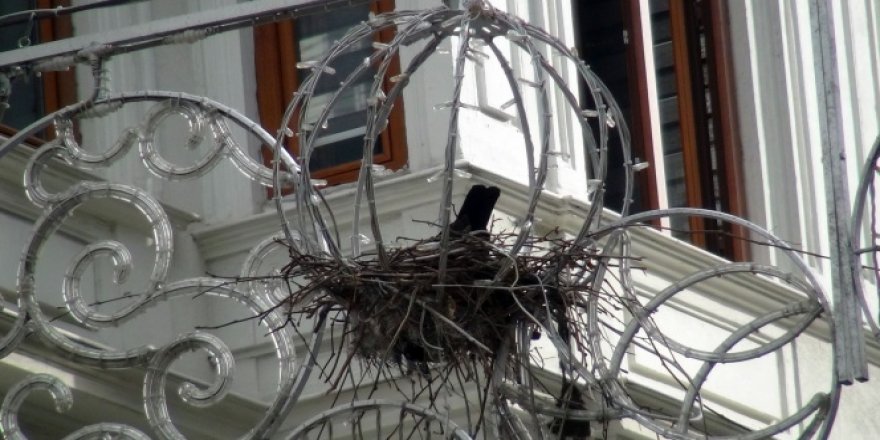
[284,231,592,370]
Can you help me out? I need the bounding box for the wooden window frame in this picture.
[588,0,747,260]
[666,0,747,260]
[0,0,76,142]
[621,0,660,217]
[253,0,407,187]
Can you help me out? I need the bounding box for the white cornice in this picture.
[0,307,267,438]
[192,161,880,365]
[469,165,880,364]
[0,141,202,239]
[191,163,473,262]
[2,157,875,435]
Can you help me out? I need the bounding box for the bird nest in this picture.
[280,229,596,373]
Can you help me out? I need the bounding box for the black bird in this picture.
[392,185,501,374]
[449,184,501,234]
[548,381,591,439]
[392,340,431,376]
[548,298,591,439]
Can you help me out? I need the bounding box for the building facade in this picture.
[0,0,878,438]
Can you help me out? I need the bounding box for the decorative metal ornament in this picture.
[0,0,875,439]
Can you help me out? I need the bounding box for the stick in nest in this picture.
[280,226,599,381]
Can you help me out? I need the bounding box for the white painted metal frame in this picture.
[0,0,877,438]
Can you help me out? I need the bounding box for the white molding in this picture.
[191,162,880,367]
[639,0,669,224]
[191,164,471,262]
[3,155,876,436]
[0,309,267,437]
[0,140,202,231]
[0,0,369,70]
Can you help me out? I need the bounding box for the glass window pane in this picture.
[295,3,381,172]
[1,0,45,133]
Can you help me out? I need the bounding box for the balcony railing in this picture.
[0,0,877,438]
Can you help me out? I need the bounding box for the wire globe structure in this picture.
[266,1,839,439]
[0,1,848,439]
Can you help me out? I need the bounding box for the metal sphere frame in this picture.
[0,1,876,439]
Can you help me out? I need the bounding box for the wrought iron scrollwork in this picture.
[0,0,869,439]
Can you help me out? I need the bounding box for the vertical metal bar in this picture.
[810,0,868,384]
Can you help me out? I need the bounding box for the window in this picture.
[573,0,747,260]
[253,0,406,186]
[0,0,76,141]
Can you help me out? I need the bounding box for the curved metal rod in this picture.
[18,183,170,368]
[433,8,474,301]
[490,13,552,264]
[0,89,327,258]
[517,17,635,226]
[591,208,830,311]
[497,379,626,421]
[281,398,473,439]
[607,265,823,374]
[640,393,829,440]
[144,332,235,439]
[848,135,880,246]
[584,209,836,438]
[1,90,299,174]
[358,10,455,265]
[273,8,450,263]
[675,300,825,432]
[584,228,626,378]
[349,11,455,257]
[133,278,297,439]
[847,134,880,337]
[483,40,538,190]
[286,19,376,263]
[0,374,152,440]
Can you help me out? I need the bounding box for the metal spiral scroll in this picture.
[0,1,846,439]
[0,91,316,439]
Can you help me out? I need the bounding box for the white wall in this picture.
[3,0,880,437]
[729,0,880,275]
[455,0,590,197]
